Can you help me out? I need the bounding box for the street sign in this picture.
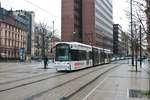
[19,48,25,62]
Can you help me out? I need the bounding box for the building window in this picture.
[5,30,7,37]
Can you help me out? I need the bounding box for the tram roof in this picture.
[92,46,103,50]
[56,42,112,53]
[56,42,92,51]
[104,49,112,53]
[56,42,92,47]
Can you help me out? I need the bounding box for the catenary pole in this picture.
[140,25,142,68]
[131,0,134,66]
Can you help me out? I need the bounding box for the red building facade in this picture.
[0,21,27,60]
[61,0,113,50]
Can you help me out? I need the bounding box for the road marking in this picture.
[82,77,108,100]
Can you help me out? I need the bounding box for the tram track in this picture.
[0,64,42,73]
[0,64,112,93]
[0,63,18,68]
[0,63,30,69]
[0,64,104,93]
[0,72,67,92]
[25,64,121,100]
[0,71,58,86]
[60,64,120,100]
[0,64,106,93]
[0,67,31,73]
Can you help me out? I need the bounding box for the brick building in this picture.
[61,0,113,51]
[0,6,28,60]
[0,21,27,60]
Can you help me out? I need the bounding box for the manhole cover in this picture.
[128,70,141,72]
[128,89,150,98]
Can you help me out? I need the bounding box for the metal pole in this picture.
[42,30,45,57]
[52,21,55,61]
[135,39,138,72]
[52,21,54,37]
[131,0,134,66]
[128,39,129,64]
[52,21,54,47]
[140,25,142,68]
[134,24,138,71]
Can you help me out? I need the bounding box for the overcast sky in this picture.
[0,0,129,37]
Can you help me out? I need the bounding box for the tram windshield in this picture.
[55,44,69,61]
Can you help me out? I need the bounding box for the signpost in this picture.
[19,48,25,62]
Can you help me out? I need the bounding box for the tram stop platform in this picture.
[83,60,150,100]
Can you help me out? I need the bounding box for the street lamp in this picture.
[130,0,134,66]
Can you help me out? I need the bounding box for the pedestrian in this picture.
[43,55,48,69]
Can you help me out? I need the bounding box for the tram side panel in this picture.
[105,53,112,64]
[104,53,108,63]
[54,42,111,71]
[92,48,99,66]
[69,50,93,70]
[55,43,93,71]
[91,47,107,66]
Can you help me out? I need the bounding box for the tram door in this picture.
[92,48,99,66]
[100,51,105,64]
[86,52,89,65]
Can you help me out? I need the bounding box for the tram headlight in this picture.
[67,63,71,67]
[67,63,71,70]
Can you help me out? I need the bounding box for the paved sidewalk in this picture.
[84,60,150,100]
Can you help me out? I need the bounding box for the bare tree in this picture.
[126,0,150,95]
[126,0,147,34]
[121,0,147,72]
[34,22,52,59]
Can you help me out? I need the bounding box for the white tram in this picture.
[54,42,112,71]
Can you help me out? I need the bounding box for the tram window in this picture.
[89,51,92,59]
[70,50,79,61]
[101,52,104,58]
[79,50,86,60]
[104,53,106,58]
[55,45,69,61]
[70,50,86,61]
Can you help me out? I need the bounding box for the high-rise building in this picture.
[113,24,129,57]
[61,0,82,42]
[113,24,121,55]
[61,0,113,50]
[13,10,35,57]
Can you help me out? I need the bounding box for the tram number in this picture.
[74,62,84,67]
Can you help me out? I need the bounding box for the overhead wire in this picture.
[23,0,59,19]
